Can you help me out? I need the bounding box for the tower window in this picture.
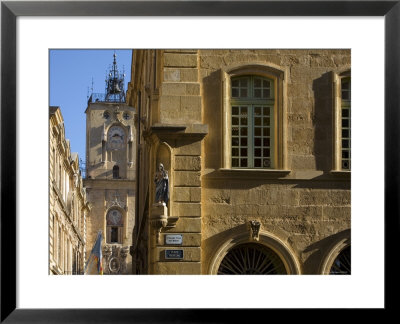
[113,165,119,179]
[110,227,119,243]
[106,209,123,244]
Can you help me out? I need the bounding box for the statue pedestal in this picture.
[150,203,168,243]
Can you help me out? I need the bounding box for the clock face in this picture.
[107,209,122,225]
[107,126,125,150]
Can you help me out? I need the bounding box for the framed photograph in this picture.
[1,0,398,322]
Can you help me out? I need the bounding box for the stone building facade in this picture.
[49,106,89,275]
[127,49,351,275]
[83,54,137,274]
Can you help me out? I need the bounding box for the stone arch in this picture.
[208,230,301,275]
[319,230,351,274]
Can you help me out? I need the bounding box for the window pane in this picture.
[254,148,261,157]
[342,160,350,169]
[232,106,239,115]
[254,89,261,98]
[254,107,262,116]
[342,119,349,128]
[232,88,239,97]
[263,148,270,157]
[241,138,248,146]
[240,127,248,136]
[111,227,119,243]
[232,79,239,87]
[263,159,271,168]
[254,128,261,136]
[263,128,270,136]
[263,107,270,116]
[254,138,261,146]
[240,89,248,97]
[241,107,248,115]
[263,89,270,98]
[263,80,270,88]
[342,151,349,159]
[255,118,261,126]
[232,137,239,146]
[232,117,239,125]
[254,78,261,87]
[263,138,270,146]
[240,159,248,167]
[342,129,349,138]
[254,159,261,167]
[342,109,349,118]
[240,78,248,87]
[241,148,247,156]
[342,139,349,148]
[232,159,239,167]
[342,91,349,100]
[241,117,248,125]
[232,148,239,156]
[263,117,270,126]
[232,127,239,136]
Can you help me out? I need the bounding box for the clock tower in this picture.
[84,53,136,274]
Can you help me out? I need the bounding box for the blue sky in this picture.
[50,49,132,163]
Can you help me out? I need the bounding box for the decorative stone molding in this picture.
[249,220,261,241]
[102,244,129,275]
[106,190,126,210]
[150,203,168,243]
[113,105,122,122]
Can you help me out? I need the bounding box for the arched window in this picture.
[217,243,287,275]
[329,246,351,275]
[231,76,275,168]
[106,209,123,244]
[112,165,119,179]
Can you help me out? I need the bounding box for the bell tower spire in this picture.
[105,52,126,102]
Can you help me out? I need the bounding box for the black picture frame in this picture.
[1,0,398,322]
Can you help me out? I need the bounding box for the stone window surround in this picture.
[105,207,126,245]
[221,63,288,171]
[332,68,351,172]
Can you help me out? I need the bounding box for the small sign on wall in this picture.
[165,234,183,245]
[165,249,184,260]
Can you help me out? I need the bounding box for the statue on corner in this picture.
[154,163,169,205]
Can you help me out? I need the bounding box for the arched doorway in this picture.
[217,243,287,275]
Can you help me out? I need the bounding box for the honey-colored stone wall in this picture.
[128,49,351,275]
[49,107,88,275]
[200,49,350,171]
[199,49,351,274]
